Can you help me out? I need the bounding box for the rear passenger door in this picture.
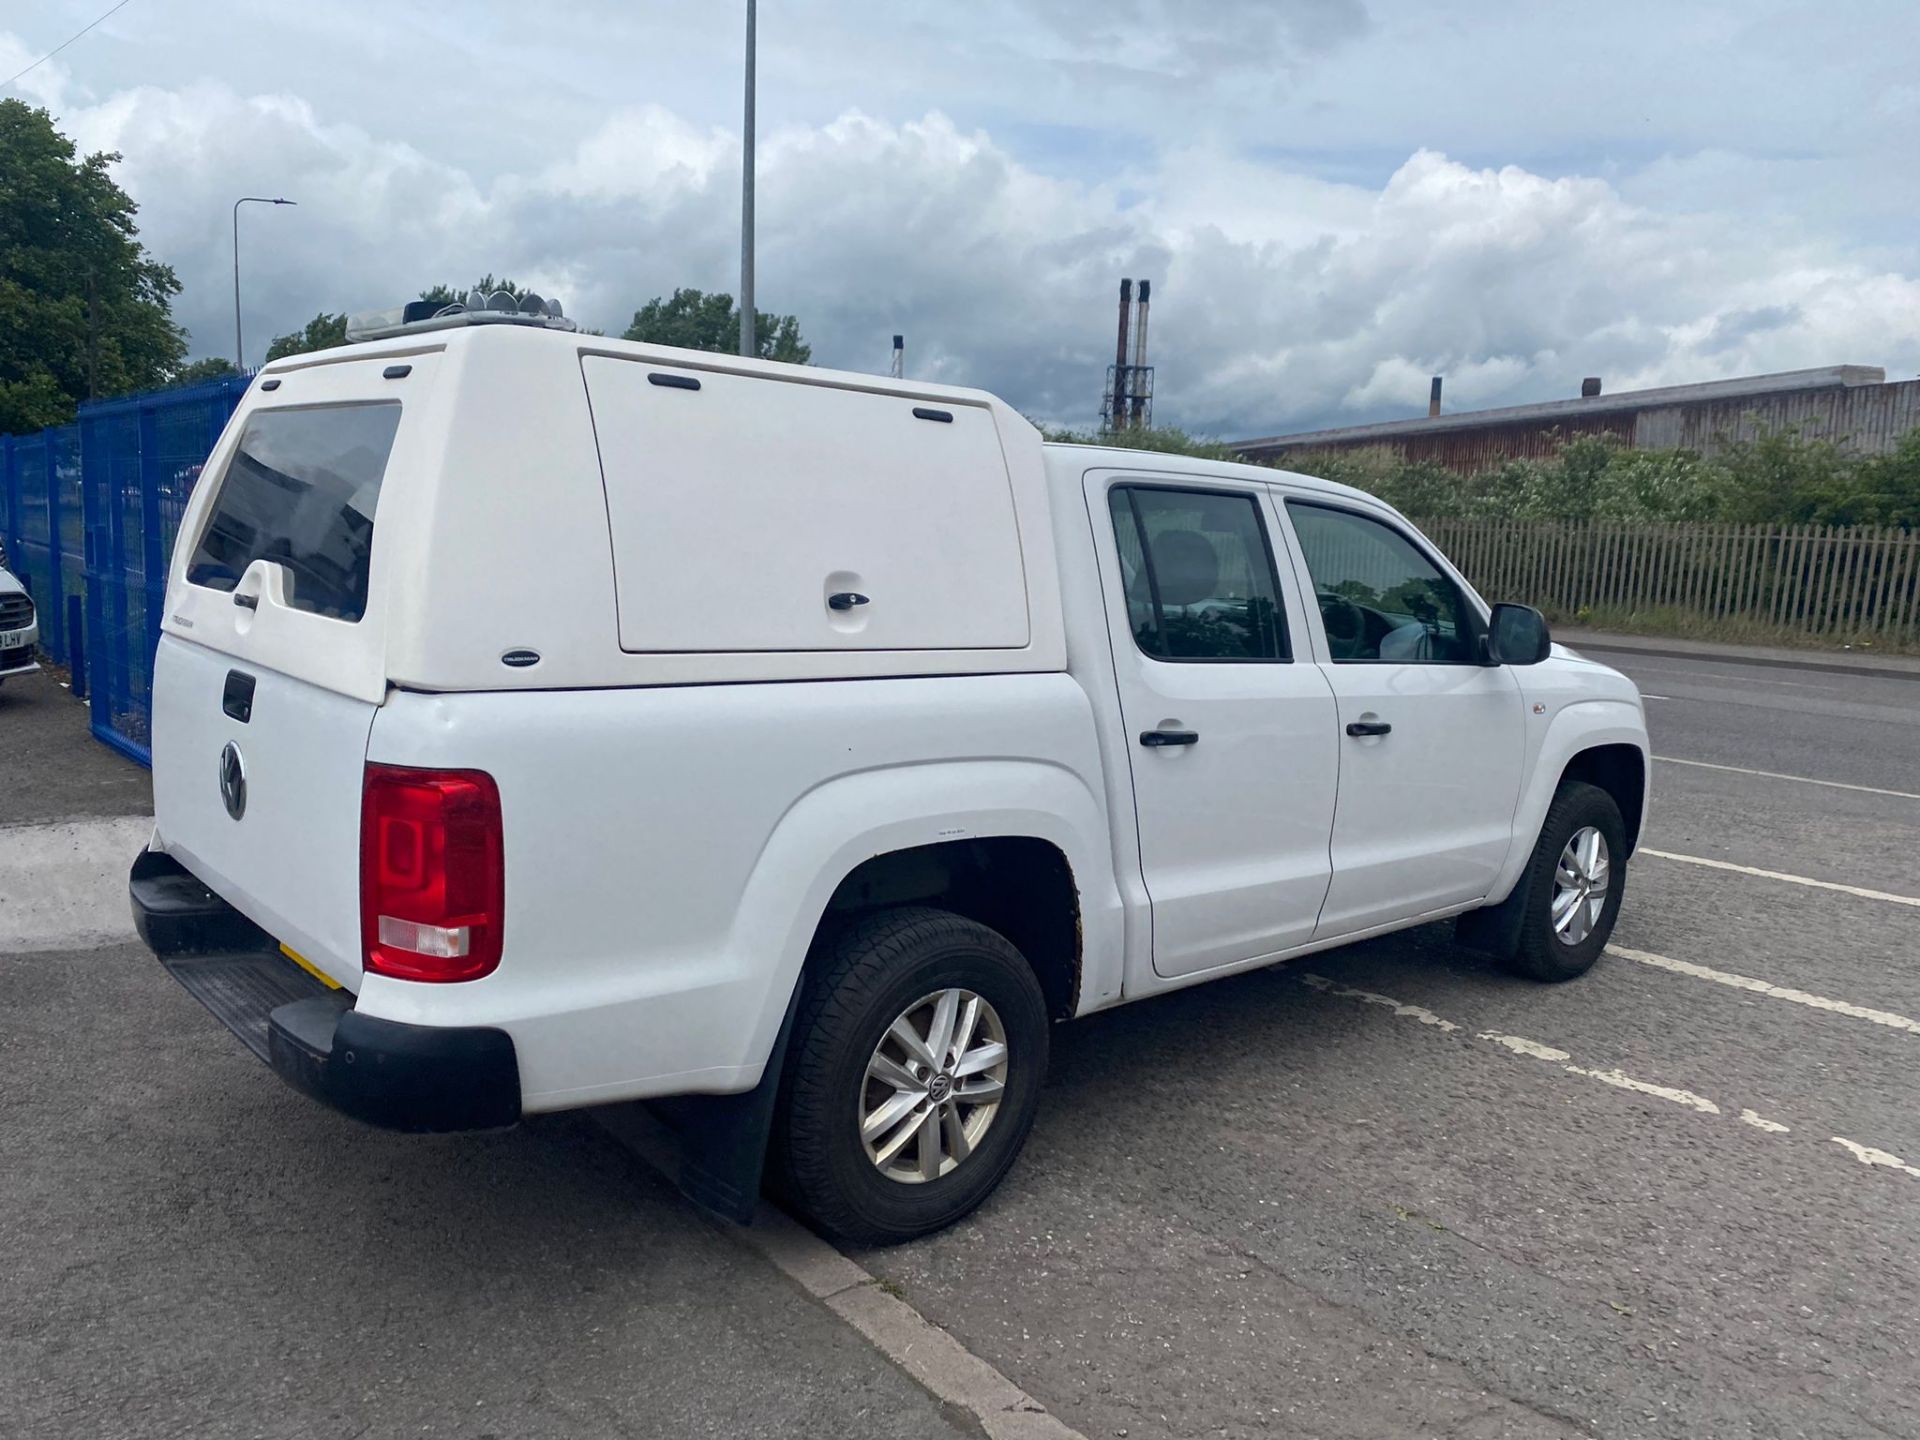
[1275,497,1524,938]
[1089,474,1340,979]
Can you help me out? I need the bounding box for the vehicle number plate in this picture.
[0,628,28,649]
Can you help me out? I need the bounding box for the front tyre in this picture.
[772,906,1050,1246]
[1506,780,1628,982]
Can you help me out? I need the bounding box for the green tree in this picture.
[1845,429,1920,527]
[264,312,348,363]
[0,100,186,432]
[173,356,241,385]
[418,274,532,307]
[1039,423,1242,462]
[623,288,811,364]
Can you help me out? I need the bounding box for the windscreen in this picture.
[186,402,401,622]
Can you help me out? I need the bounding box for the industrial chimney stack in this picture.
[1129,281,1152,428]
[1102,277,1156,431]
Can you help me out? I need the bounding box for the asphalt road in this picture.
[0,666,152,826]
[858,645,1920,1440]
[4,648,1917,1439]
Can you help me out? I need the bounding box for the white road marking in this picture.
[1640,848,1920,908]
[1478,1032,1568,1062]
[1833,1138,1920,1181]
[1639,693,1672,701]
[1304,974,1920,1190]
[1608,945,1920,1037]
[0,815,154,953]
[1478,1032,1720,1113]
[1300,973,1459,1030]
[1653,755,1920,802]
[1566,1066,1720,1113]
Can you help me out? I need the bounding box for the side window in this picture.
[1286,502,1480,664]
[1107,486,1289,661]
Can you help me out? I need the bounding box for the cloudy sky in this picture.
[7,0,1920,435]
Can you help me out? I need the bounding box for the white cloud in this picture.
[6,1,1920,436]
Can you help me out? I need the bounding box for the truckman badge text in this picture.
[218,741,247,821]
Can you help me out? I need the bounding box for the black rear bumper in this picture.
[131,851,520,1133]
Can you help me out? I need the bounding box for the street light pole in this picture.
[738,0,756,358]
[233,196,296,369]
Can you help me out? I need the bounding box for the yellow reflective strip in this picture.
[281,943,342,990]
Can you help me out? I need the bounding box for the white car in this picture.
[0,563,40,685]
[131,306,1648,1243]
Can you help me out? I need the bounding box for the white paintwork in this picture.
[1264,490,1522,935]
[1306,654,1523,935]
[0,564,40,677]
[160,328,1064,697]
[152,634,374,987]
[147,324,1649,1113]
[585,357,1031,654]
[359,673,1122,1107]
[1080,469,1339,978]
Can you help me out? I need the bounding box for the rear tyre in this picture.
[771,905,1049,1246]
[1504,780,1628,982]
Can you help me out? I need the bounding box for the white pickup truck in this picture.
[131,306,1647,1243]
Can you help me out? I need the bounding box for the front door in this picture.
[1277,497,1525,938]
[1090,475,1340,979]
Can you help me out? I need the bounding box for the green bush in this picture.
[1277,426,1920,529]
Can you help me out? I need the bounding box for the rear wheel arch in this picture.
[812,836,1081,1020]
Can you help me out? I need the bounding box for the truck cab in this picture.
[132,305,1647,1244]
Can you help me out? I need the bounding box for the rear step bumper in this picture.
[131,852,520,1133]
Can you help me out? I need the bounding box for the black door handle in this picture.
[232,593,258,611]
[1140,729,1199,748]
[1345,720,1391,737]
[827,591,869,611]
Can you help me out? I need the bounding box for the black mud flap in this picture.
[645,980,802,1225]
[1455,873,1532,959]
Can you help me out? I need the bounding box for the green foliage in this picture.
[418,275,531,306]
[1281,426,1920,529]
[264,312,348,363]
[622,288,811,364]
[1039,424,1242,462]
[172,356,241,385]
[0,100,186,432]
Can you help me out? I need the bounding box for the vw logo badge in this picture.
[218,741,247,821]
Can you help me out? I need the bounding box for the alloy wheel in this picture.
[860,988,1009,1183]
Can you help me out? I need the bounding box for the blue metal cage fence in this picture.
[2,374,251,765]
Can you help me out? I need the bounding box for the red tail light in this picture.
[361,764,504,982]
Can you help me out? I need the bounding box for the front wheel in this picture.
[771,906,1050,1246]
[1504,780,1628,982]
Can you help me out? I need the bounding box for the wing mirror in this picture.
[1486,603,1551,666]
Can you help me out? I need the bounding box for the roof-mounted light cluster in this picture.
[345,289,578,343]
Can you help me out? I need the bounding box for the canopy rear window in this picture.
[186,402,401,623]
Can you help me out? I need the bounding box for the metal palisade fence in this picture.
[1,374,251,763]
[1417,518,1920,648]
